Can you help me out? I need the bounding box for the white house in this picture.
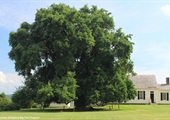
[49,101,74,108]
[127,75,170,104]
[50,75,170,107]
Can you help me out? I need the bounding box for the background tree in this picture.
[0,92,6,98]
[11,86,34,108]
[0,92,11,105]
[9,3,137,110]
[0,92,20,111]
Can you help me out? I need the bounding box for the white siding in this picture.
[127,88,159,104]
[157,90,170,104]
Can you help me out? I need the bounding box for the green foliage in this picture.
[12,87,34,108]
[0,97,11,105]
[8,3,137,109]
[31,102,40,108]
[0,103,20,111]
[0,92,11,105]
[0,92,6,98]
[36,82,53,108]
[0,92,20,111]
[125,78,137,101]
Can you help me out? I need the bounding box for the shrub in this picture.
[0,97,11,105]
[44,103,50,108]
[0,103,20,111]
[31,102,39,108]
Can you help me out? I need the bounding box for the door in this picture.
[150,91,154,103]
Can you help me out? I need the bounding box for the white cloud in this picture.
[5,73,24,86]
[0,71,24,94]
[161,5,170,16]
[0,71,6,83]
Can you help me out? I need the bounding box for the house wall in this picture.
[50,101,74,108]
[127,88,159,104]
[157,90,170,104]
[49,102,68,108]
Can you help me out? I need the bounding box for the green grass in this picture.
[0,105,170,120]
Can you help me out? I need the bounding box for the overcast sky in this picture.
[1,0,170,94]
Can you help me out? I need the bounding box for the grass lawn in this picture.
[0,105,170,120]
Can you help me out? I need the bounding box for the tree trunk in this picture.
[112,102,113,109]
[74,95,86,111]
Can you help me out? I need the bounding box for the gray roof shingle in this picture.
[129,75,157,88]
[157,84,170,90]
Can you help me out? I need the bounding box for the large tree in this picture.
[9,3,137,110]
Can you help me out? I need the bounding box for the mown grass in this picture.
[0,105,170,120]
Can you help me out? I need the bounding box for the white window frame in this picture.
[138,91,145,100]
[161,92,169,101]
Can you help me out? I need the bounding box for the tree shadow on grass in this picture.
[17,107,123,113]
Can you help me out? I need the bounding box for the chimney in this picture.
[166,77,169,85]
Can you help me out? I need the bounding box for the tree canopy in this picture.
[0,92,6,98]
[0,92,11,105]
[9,3,137,110]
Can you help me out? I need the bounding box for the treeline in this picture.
[0,92,20,111]
[0,91,46,111]
[12,87,47,109]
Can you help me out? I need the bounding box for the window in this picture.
[138,91,145,100]
[161,92,169,101]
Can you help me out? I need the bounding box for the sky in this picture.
[1,0,170,94]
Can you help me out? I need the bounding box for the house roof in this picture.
[129,75,157,88]
[157,84,170,90]
[130,75,170,90]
